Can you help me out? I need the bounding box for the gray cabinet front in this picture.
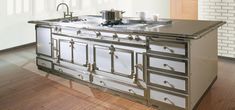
[94,44,134,78]
[59,38,88,67]
[36,26,52,57]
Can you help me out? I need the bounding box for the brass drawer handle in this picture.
[163,80,176,89]
[163,46,174,53]
[58,68,63,72]
[78,74,84,80]
[96,32,101,37]
[128,89,136,94]
[58,28,62,32]
[77,30,81,34]
[99,81,105,86]
[163,64,175,71]
[164,97,175,106]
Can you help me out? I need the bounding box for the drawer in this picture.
[149,40,187,57]
[148,55,188,76]
[80,30,96,36]
[150,88,187,109]
[54,65,90,82]
[60,28,79,36]
[54,27,95,37]
[148,71,188,93]
[92,76,144,97]
[37,58,52,69]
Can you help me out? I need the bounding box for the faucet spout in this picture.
[56,3,70,15]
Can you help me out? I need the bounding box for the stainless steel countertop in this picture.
[28,15,225,40]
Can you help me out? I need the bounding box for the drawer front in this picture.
[61,28,79,36]
[150,89,186,109]
[149,56,187,75]
[55,27,95,37]
[149,40,187,56]
[149,72,187,92]
[54,65,90,82]
[92,76,144,97]
[37,58,52,69]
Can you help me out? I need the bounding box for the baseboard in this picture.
[218,56,235,61]
[0,42,36,53]
[193,76,218,110]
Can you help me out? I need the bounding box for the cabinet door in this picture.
[59,39,72,62]
[36,26,52,56]
[74,42,88,66]
[94,45,112,73]
[113,48,134,78]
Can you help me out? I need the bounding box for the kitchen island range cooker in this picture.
[29,15,224,110]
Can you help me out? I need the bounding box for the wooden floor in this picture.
[0,45,235,110]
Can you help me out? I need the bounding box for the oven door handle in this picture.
[135,64,143,71]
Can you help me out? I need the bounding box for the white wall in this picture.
[130,0,170,18]
[199,0,235,58]
[77,0,170,18]
[0,0,170,51]
[0,0,34,51]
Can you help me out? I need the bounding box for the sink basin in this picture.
[44,15,102,23]
[44,17,86,23]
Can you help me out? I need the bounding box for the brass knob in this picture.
[78,74,84,80]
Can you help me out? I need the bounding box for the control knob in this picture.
[135,35,141,41]
[128,35,133,40]
[96,32,101,37]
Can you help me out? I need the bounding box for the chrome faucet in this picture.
[56,3,73,19]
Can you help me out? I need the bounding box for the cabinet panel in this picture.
[54,65,90,82]
[114,49,134,77]
[148,55,188,76]
[149,57,186,73]
[150,88,186,109]
[149,40,187,57]
[37,57,52,69]
[149,72,187,92]
[92,76,144,97]
[36,26,52,56]
[74,42,88,66]
[59,39,72,62]
[94,45,112,73]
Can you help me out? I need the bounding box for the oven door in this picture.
[73,41,88,67]
[93,45,112,73]
[59,39,72,62]
[113,46,134,78]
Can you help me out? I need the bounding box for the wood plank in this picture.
[171,0,198,20]
[1,45,235,110]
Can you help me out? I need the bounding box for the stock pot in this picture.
[100,9,125,23]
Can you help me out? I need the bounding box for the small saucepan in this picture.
[100,9,125,23]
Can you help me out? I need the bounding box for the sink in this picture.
[44,17,86,23]
[44,15,102,23]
